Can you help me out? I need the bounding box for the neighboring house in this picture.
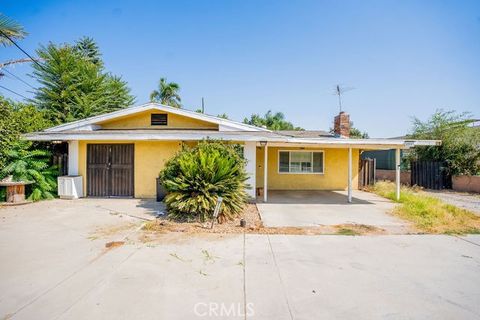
[361,149,409,170]
[25,103,439,202]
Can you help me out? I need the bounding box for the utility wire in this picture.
[0,85,29,100]
[1,68,36,89]
[0,30,46,72]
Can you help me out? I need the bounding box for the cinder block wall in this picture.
[375,169,411,185]
[452,176,480,193]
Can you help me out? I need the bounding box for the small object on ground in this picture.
[210,196,223,229]
[156,211,165,217]
[256,187,264,197]
[0,176,33,206]
[105,241,125,248]
[240,218,246,228]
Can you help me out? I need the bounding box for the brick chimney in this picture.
[333,111,350,138]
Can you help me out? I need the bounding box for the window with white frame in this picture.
[278,151,324,173]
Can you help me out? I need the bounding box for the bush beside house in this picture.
[160,141,249,222]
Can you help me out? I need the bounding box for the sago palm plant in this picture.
[1,141,58,201]
[160,141,249,221]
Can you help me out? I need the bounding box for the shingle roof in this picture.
[275,130,333,138]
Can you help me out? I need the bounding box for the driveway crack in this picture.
[267,234,294,320]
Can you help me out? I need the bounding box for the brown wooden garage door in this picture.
[87,144,134,197]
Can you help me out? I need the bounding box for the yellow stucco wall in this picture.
[255,147,360,190]
[98,110,218,130]
[78,140,182,198]
[77,141,360,199]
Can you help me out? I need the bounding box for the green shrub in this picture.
[160,141,249,221]
[1,141,58,201]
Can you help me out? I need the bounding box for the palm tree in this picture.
[0,13,27,46]
[150,78,182,108]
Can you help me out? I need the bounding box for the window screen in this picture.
[279,152,289,172]
[312,152,323,173]
[151,114,168,126]
[278,151,324,173]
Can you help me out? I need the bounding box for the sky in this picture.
[1,0,479,137]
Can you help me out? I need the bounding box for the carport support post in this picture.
[264,143,268,202]
[68,140,79,176]
[348,147,352,203]
[395,148,401,201]
[243,142,256,199]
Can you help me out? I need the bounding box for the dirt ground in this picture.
[141,204,392,242]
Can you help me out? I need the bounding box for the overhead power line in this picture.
[0,30,46,72]
[1,68,36,89]
[0,85,29,100]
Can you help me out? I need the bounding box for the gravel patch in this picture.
[424,190,480,215]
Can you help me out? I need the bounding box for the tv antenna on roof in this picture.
[333,84,355,112]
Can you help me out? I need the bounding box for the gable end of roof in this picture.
[44,102,270,133]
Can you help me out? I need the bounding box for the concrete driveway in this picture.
[1,199,480,319]
[257,190,409,231]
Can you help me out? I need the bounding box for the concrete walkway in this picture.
[257,190,409,232]
[1,199,480,319]
[424,190,480,215]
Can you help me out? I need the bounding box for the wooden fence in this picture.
[411,161,451,190]
[359,158,376,189]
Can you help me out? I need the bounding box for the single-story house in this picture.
[25,103,440,202]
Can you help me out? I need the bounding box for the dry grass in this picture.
[367,181,480,234]
[142,204,386,237]
[88,222,140,240]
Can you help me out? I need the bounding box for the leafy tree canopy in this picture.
[349,127,369,139]
[0,95,52,170]
[150,78,182,108]
[74,36,102,67]
[407,109,480,176]
[32,38,135,124]
[243,110,303,130]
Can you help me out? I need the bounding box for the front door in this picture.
[87,144,134,197]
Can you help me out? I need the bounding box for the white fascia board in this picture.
[407,140,442,146]
[24,132,276,142]
[24,131,440,149]
[45,103,269,133]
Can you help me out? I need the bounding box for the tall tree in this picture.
[150,78,182,108]
[0,13,27,46]
[243,110,303,130]
[74,36,102,66]
[32,38,135,124]
[407,109,480,175]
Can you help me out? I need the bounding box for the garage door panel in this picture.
[87,144,134,197]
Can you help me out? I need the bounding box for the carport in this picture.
[256,190,408,229]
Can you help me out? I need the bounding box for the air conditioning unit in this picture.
[58,176,83,199]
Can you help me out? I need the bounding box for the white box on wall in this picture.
[58,176,83,199]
